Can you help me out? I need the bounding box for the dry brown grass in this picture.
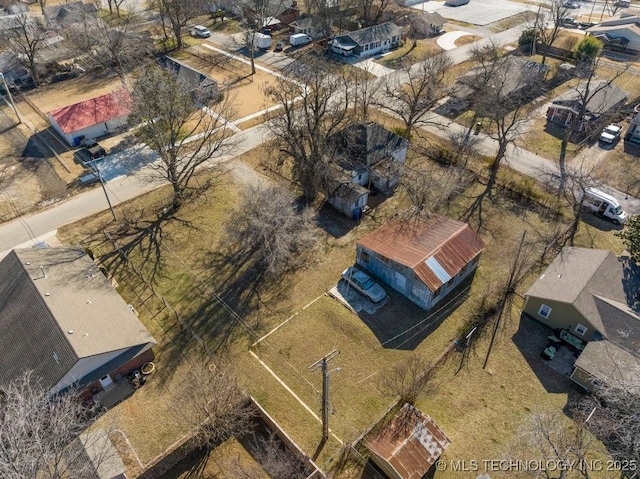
[377,39,443,68]
[455,35,480,47]
[58,128,623,476]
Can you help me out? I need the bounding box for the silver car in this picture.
[341,266,387,303]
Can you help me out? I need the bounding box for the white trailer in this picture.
[289,33,312,46]
[252,32,272,49]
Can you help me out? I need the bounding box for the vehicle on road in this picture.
[599,124,623,144]
[579,187,628,225]
[191,25,211,38]
[289,33,312,46]
[563,1,579,8]
[341,266,387,303]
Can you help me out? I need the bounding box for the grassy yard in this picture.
[59,131,624,477]
[593,143,640,197]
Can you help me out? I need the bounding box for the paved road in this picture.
[0,124,270,254]
[1,23,637,254]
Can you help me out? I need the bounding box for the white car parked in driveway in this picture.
[341,266,387,303]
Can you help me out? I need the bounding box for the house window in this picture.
[538,304,552,319]
[575,323,588,336]
[376,41,381,47]
[361,251,370,263]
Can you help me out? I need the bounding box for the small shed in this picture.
[367,403,451,479]
[47,89,133,146]
[326,177,369,219]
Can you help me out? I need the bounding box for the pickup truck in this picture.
[599,124,623,144]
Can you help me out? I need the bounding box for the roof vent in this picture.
[68,330,74,335]
[86,300,92,304]
[45,292,50,296]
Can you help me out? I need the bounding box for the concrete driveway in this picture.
[437,31,475,50]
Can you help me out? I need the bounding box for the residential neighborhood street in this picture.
[0,22,637,255]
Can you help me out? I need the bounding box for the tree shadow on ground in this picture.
[354,278,473,350]
[511,314,584,395]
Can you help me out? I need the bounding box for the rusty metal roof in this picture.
[367,403,450,479]
[357,217,484,292]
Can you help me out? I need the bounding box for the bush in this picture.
[518,28,537,47]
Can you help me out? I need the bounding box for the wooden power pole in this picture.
[309,349,340,442]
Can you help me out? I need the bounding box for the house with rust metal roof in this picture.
[367,403,450,479]
[0,247,156,399]
[356,217,484,310]
[47,89,133,146]
[523,247,640,391]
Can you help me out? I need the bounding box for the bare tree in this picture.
[360,0,390,26]
[4,14,48,87]
[400,162,470,219]
[0,371,113,479]
[232,431,309,479]
[463,50,543,221]
[264,60,352,202]
[575,358,640,467]
[531,0,572,65]
[376,54,453,138]
[129,65,237,211]
[306,0,340,39]
[348,61,381,122]
[238,0,286,75]
[509,410,597,479]
[226,184,319,279]
[555,58,628,193]
[155,0,208,49]
[378,355,435,405]
[67,16,153,89]
[170,359,257,450]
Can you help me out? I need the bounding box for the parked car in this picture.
[341,266,387,303]
[599,124,623,144]
[274,40,285,51]
[563,1,580,8]
[191,25,211,38]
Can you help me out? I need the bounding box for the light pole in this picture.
[91,159,117,221]
[0,72,21,124]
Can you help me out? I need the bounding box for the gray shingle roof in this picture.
[551,79,628,116]
[0,247,156,389]
[575,340,640,388]
[336,22,401,46]
[526,247,640,347]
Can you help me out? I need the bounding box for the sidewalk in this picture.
[0,124,270,254]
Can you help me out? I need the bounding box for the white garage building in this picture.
[47,89,133,146]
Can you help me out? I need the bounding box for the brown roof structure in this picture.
[357,217,484,292]
[367,403,450,479]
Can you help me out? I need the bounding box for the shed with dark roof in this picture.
[367,403,450,479]
[0,247,156,397]
[356,217,484,310]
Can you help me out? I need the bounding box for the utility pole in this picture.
[309,349,340,442]
[531,4,541,56]
[92,159,117,221]
[483,231,526,370]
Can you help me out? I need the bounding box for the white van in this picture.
[579,187,628,224]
